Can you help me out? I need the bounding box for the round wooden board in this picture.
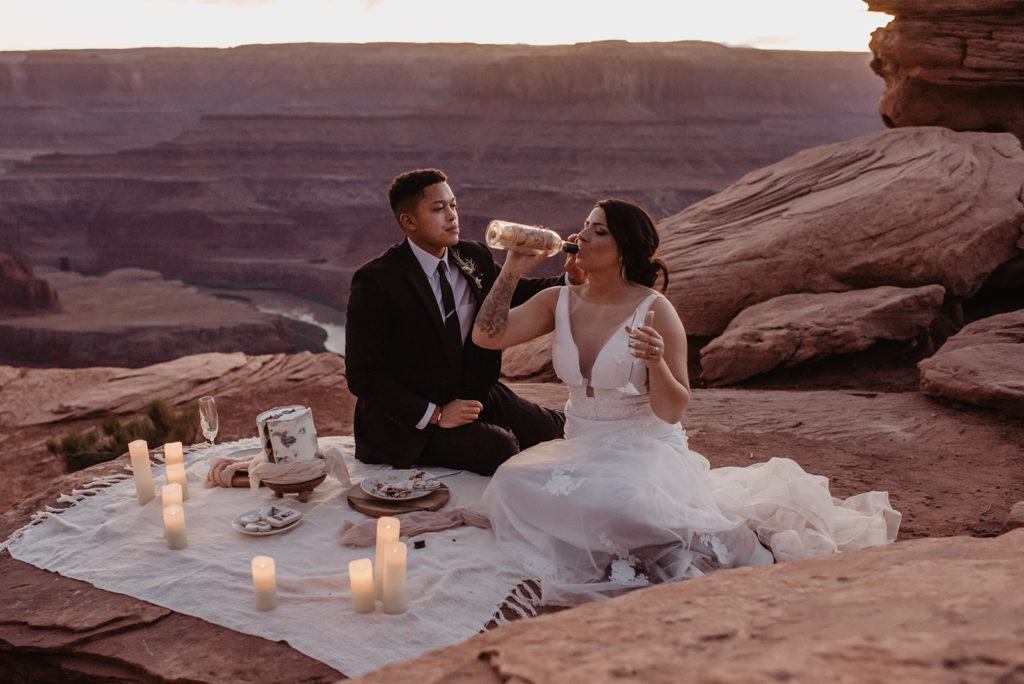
[346,482,450,518]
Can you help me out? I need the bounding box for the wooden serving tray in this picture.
[346,482,450,518]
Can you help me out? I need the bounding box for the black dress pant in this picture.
[414,382,565,476]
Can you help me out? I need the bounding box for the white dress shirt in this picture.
[407,238,477,428]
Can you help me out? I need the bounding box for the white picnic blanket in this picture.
[1,436,538,677]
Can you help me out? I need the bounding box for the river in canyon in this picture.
[204,287,346,356]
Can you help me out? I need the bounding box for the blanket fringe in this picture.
[485,580,542,629]
[0,472,132,553]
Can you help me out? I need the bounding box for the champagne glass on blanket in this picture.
[199,396,219,446]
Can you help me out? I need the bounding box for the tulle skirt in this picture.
[483,405,900,606]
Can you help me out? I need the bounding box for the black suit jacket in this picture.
[345,239,560,467]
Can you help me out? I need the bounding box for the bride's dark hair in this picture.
[596,198,669,292]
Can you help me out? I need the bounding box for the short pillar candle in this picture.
[161,482,183,508]
[349,558,376,613]
[163,503,188,550]
[166,462,190,500]
[381,541,408,615]
[128,440,155,505]
[163,441,184,466]
[252,556,278,611]
[374,516,400,599]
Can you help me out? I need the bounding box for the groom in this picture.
[345,168,569,475]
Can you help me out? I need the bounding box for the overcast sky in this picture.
[2,0,890,52]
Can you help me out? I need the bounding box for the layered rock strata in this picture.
[0,269,300,367]
[0,42,884,304]
[867,0,1024,141]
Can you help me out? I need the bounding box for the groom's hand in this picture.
[439,399,483,428]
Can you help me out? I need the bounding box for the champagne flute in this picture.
[199,396,219,446]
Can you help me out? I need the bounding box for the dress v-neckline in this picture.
[566,290,651,385]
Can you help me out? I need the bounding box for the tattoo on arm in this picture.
[476,273,518,339]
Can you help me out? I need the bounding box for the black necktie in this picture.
[436,261,463,354]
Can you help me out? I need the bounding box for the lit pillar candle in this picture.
[163,441,183,466]
[252,556,278,611]
[374,516,400,599]
[381,541,407,615]
[128,439,155,505]
[163,503,188,549]
[161,482,183,508]
[166,462,190,500]
[349,558,376,613]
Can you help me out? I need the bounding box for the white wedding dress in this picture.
[483,287,901,606]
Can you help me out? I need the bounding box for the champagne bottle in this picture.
[485,220,579,256]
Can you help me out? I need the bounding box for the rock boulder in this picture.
[353,531,1024,683]
[918,308,1024,416]
[700,284,945,386]
[658,127,1024,337]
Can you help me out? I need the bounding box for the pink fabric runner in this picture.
[339,509,491,547]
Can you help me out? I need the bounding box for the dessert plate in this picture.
[360,469,442,501]
[232,508,303,536]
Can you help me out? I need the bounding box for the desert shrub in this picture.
[48,399,200,473]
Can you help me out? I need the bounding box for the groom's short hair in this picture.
[388,168,448,222]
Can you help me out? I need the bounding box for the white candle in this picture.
[163,441,183,466]
[163,503,188,550]
[349,558,376,613]
[166,462,189,500]
[252,556,278,611]
[128,439,155,505]
[381,541,407,615]
[374,516,400,599]
[161,482,182,508]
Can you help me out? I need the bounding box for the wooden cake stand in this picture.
[264,475,327,503]
[346,482,450,518]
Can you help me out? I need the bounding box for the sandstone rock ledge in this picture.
[353,531,1024,683]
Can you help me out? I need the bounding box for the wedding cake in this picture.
[256,405,319,464]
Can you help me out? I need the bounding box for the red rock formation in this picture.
[700,285,946,386]
[918,308,1024,416]
[0,269,300,367]
[0,252,59,311]
[867,0,1024,141]
[658,127,1024,338]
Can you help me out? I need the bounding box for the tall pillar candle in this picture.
[381,541,408,615]
[252,556,278,610]
[163,441,183,466]
[163,503,188,549]
[166,462,189,500]
[349,558,376,613]
[128,440,155,505]
[374,516,400,599]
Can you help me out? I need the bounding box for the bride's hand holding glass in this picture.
[627,310,664,367]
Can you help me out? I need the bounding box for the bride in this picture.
[472,198,901,607]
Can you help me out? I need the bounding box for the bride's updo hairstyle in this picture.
[597,198,669,292]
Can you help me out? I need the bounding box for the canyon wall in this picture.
[0,42,884,306]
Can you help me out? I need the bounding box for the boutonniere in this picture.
[451,251,484,290]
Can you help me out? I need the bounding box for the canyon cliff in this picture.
[0,42,884,311]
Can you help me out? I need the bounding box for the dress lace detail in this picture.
[483,286,901,607]
[542,465,582,496]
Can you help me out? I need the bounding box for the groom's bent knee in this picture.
[417,421,520,476]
